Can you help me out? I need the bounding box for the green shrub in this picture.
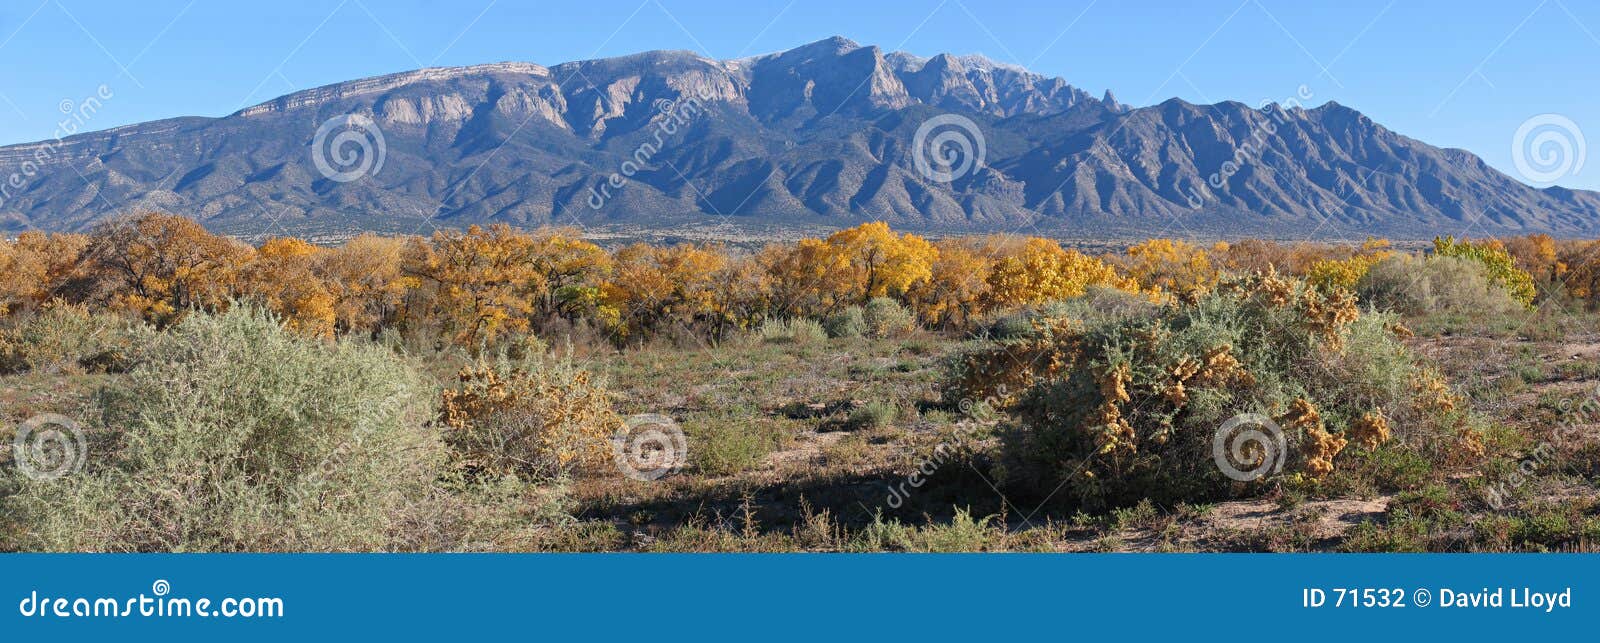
[1432,236,1537,306]
[974,286,1159,340]
[848,400,897,430]
[3,306,451,552]
[1357,255,1523,317]
[863,297,917,339]
[976,309,1038,341]
[758,317,828,344]
[1048,286,1161,323]
[823,306,867,338]
[689,415,790,476]
[950,273,1479,510]
[0,301,147,374]
[848,508,1000,552]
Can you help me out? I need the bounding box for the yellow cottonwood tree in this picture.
[601,242,729,338]
[1304,237,1395,292]
[238,237,337,337]
[1121,239,1218,298]
[85,212,249,325]
[824,222,936,302]
[1502,234,1565,284]
[985,237,1139,309]
[1559,240,1600,305]
[527,228,612,318]
[760,238,852,318]
[0,231,89,316]
[406,224,540,347]
[909,237,999,329]
[318,233,415,335]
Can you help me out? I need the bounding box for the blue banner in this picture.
[0,554,1590,639]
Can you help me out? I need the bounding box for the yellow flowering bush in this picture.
[1305,237,1396,292]
[950,273,1475,509]
[440,356,621,480]
[1433,236,1537,307]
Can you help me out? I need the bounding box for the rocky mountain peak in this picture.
[1,38,1595,239]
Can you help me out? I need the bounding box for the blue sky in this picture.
[2,0,1597,188]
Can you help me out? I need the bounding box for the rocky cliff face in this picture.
[2,36,1596,238]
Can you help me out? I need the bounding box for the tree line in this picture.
[1,212,1590,348]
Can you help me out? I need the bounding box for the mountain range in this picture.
[2,35,1597,240]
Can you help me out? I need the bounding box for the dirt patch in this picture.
[765,431,845,470]
[1557,337,1600,361]
[1120,496,1392,552]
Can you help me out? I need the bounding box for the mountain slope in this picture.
[1,36,1596,239]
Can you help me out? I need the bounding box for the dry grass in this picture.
[5,302,1600,552]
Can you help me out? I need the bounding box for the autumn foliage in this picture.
[439,356,621,480]
[0,213,1575,350]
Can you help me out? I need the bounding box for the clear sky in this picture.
[2,0,1597,188]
